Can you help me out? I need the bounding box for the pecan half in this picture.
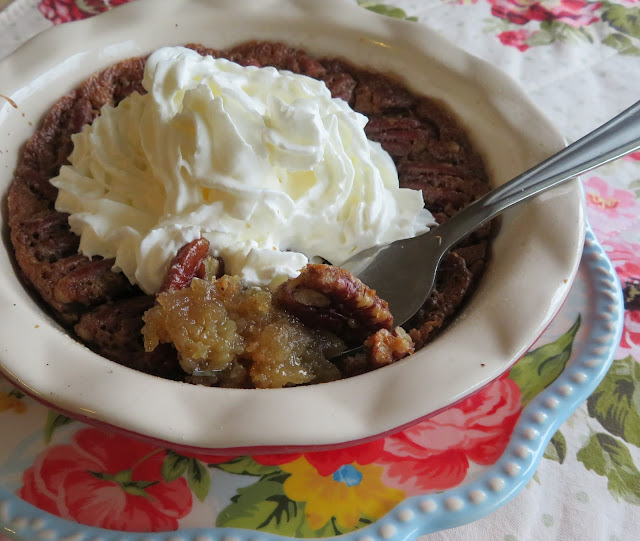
[54,257,135,305]
[275,264,393,343]
[160,238,211,293]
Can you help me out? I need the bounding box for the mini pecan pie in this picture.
[7,41,494,388]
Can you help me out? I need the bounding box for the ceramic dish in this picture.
[0,0,585,452]
[0,226,622,540]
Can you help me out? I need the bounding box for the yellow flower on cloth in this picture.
[281,457,405,530]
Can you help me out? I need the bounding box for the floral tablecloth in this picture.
[0,1,639,540]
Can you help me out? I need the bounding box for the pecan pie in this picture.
[7,41,494,388]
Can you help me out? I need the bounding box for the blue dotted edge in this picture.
[0,225,624,541]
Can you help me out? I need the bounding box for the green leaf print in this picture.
[187,458,211,502]
[602,5,640,40]
[602,34,640,56]
[525,29,556,47]
[577,433,640,505]
[544,430,567,464]
[357,1,417,21]
[161,450,190,482]
[483,17,512,34]
[537,21,594,45]
[214,455,282,476]
[524,21,595,48]
[587,356,640,448]
[161,451,211,501]
[217,470,304,535]
[509,316,580,407]
[43,411,73,444]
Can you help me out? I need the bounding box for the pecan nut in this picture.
[275,263,393,342]
[160,238,211,293]
[365,327,415,368]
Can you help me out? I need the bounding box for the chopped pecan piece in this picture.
[365,327,415,368]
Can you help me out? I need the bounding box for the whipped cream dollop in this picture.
[52,46,436,294]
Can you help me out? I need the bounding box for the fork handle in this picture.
[436,100,640,248]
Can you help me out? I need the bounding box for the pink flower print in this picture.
[498,29,534,50]
[489,0,602,28]
[38,0,132,25]
[379,375,521,495]
[583,176,640,240]
[604,239,640,352]
[19,428,192,531]
[548,0,602,27]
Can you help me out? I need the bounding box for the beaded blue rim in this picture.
[0,224,624,541]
